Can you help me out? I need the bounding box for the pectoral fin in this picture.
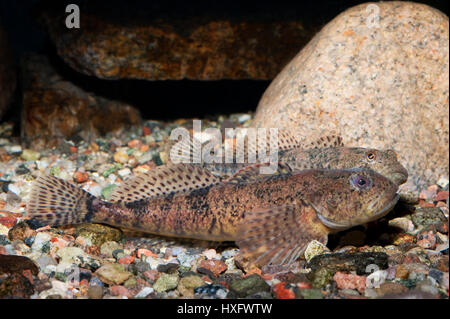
[235,203,330,267]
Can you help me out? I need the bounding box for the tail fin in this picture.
[27,175,97,226]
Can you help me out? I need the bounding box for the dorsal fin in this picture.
[306,135,344,149]
[110,164,221,203]
[168,134,203,164]
[168,129,304,165]
[224,162,293,185]
[236,204,329,267]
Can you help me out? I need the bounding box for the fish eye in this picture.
[351,174,372,190]
[366,151,376,162]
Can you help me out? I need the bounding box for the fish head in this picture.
[338,148,408,185]
[306,168,399,231]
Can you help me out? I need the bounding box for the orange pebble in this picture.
[143,127,151,136]
[0,216,17,228]
[80,279,89,287]
[74,171,88,183]
[243,266,262,277]
[128,139,142,148]
[418,200,435,208]
[273,282,295,299]
[137,248,158,258]
[118,256,135,264]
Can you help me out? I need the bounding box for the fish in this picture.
[170,132,408,186]
[27,163,399,267]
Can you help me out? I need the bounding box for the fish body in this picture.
[172,132,408,185]
[27,164,399,266]
[202,147,408,186]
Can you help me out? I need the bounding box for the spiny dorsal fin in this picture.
[306,135,344,149]
[110,164,221,203]
[225,162,293,185]
[168,129,303,165]
[235,203,329,267]
[168,134,203,164]
[27,175,96,226]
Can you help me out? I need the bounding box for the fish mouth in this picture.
[390,172,408,185]
[316,193,400,231]
[367,193,400,221]
[316,213,351,231]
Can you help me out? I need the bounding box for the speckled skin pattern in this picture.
[92,168,399,241]
[251,2,449,192]
[203,147,408,186]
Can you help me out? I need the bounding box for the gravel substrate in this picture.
[0,114,448,299]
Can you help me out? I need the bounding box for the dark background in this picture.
[0,0,449,120]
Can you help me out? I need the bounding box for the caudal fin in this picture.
[27,175,96,226]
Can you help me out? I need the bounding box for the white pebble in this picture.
[135,287,154,298]
[203,249,218,260]
[107,174,117,183]
[389,217,415,232]
[366,270,388,289]
[237,114,251,123]
[145,256,164,270]
[117,168,131,178]
[216,288,228,299]
[304,240,330,262]
[0,225,9,236]
[43,264,57,275]
[0,138,9,146]
[437,176,449,189]
[8,184,20,196]
[31,232,52,252]
[89,185,102,198]
[5,145,22,154]
[37,159,49,170]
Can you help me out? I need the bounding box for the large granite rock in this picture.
[252,2,449,192]
[38,6,314,80]
[21,54,141,150]
[0,27,17,120]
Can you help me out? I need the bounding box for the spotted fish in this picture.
[27,163,399,267]
[169,132,408,186]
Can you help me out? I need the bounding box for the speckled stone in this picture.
[20,53,141,150]
[252,2,449,192]
[0,27,16,120]
[38,6,315,80]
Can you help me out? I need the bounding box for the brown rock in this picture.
[20,53,141,150]
[433,255,449,272]
[0,255,39,299]
[252,2,449,192]
[375,282,408,297]
[198,259,228,277]
[0,27,16,120]
[8,221,37,242]
[395,264,409,279]
[87,285,103,299]
[38,9,314,80]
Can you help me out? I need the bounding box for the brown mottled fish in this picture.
[27,163,399,267]
[171,132,408,186]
